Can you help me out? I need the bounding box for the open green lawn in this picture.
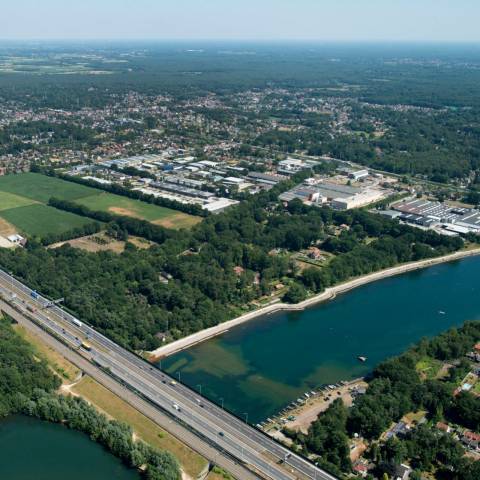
[0,204,96,237]
[76,192,201,230]
[0,173,101,203]
[416,357,443,380]
[0,191,37,211]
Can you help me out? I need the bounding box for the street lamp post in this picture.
[243,412,249,424]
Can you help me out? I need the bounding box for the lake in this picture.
[163,256,480,424]
[0,415,140,480]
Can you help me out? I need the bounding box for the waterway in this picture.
[163,256,480,424]
[0,415,140,480]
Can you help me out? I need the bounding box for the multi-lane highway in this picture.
[0,268,337,480]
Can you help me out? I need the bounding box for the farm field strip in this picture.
[0,204,97,237]
[75,192,201,230]
[0,173,201,237]
[0,172,101,203]
[0,191,38,211]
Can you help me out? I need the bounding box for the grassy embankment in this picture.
[15,321,208,478]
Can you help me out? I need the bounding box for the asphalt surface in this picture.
[0,269,337,480]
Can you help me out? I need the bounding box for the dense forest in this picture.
[0,174,464,351]
[286,321,480,480]
[0,315,180,479]
[0,315,60,416]
[2,43,480,107]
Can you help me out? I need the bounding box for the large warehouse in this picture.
[393,199,480,233]
[279,180,386,210]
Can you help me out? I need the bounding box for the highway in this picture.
[0,268,337,480]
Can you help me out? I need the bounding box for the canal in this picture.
[163,256,480,424]
[0,416,140,480]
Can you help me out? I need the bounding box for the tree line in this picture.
[48,197,178,244]
[0,316,180,479]
[39,220,102,246]
[32,165,207,217]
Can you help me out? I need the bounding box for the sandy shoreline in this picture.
[149,247,480,360]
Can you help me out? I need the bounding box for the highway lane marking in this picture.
[0,271,335,480]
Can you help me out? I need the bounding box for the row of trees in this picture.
[0,317,180,479]
[32,165,207,217]
[39,221,102,246]
[48,197,178,244]
[23,391,179,480]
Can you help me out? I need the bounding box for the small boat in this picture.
[358,356,368,362]
[439,310,446,315]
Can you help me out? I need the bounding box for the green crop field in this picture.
[0,204,96,238]
[0,191,37,211]
[0,173,201,240]
[76,192,201,230]
[0,173,101,203]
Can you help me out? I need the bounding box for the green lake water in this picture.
[163,256,480,424]
[0,416,140,480]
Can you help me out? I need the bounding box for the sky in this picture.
[2,0,480,42]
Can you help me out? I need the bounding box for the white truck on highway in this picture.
[72,318,82,328]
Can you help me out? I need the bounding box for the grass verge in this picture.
[14,324,80,382]
[72,376,208,478]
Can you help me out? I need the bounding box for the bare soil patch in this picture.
[109,206,139,218]
[0,217,17,236]
[49,233,153,253]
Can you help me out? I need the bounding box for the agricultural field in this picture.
[0,204,95,238]
[0,173,100,203]
[0,173,201,239]
[0,191,37,211]
[76,192,201,229]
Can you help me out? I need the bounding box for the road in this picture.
[0,269,337,480]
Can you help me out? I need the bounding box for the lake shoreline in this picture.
[150,247,480,360]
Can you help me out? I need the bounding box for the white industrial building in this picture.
[203,198,240,214]
[331,189,385,210]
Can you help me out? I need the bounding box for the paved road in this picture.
[0,299,257,480]
[0,269,337,480]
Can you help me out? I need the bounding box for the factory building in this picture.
[392,199,480,233]
[331,189,385,210]
[279,180,386,210]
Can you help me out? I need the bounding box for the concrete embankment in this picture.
[149,247,480,360]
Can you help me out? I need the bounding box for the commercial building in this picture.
[279,180,386,210]
[392,199,480,234]
[247,172,287,185]
[336,166,370,181]
[331,189,385,210]
[203,198,240,214]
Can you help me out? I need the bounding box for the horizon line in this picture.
[1,38,480,45]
